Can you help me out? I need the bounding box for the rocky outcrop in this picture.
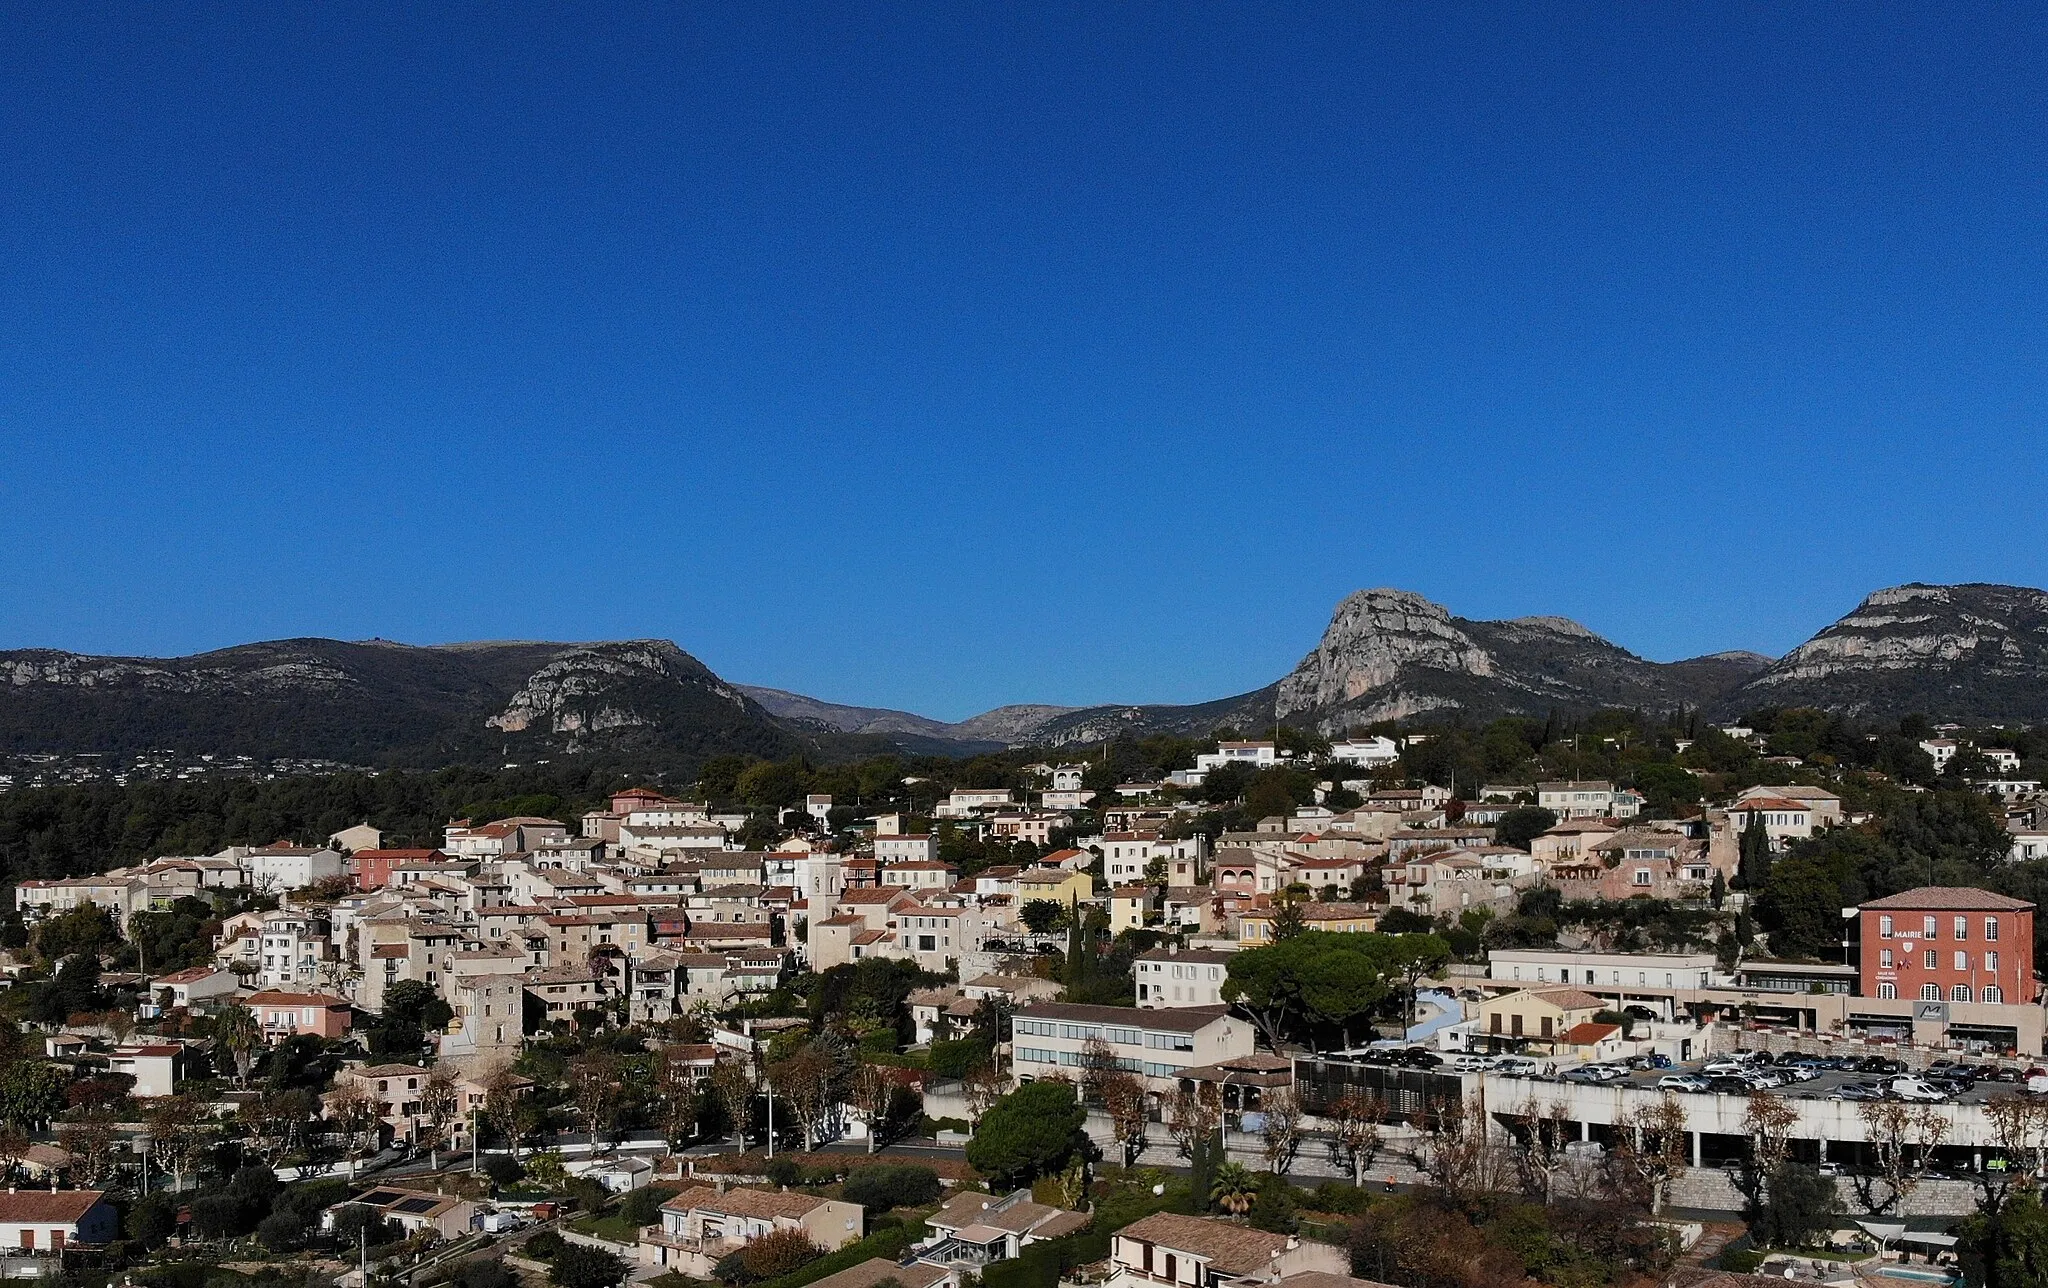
[1724,583,2048,722]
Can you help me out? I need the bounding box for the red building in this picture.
[1858,887,2035,1006]
[349,848,445,891]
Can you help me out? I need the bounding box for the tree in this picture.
[1757,1163,1837,1250]
[1019,901,1064,934]
[58,1110,121,1185]
[767,1044,840,1152]
[653,1047,701,1145]
[710,1060,757,1147]
[1165,1083,1222,1161]
[1100,1071,1150,1166]
[383,978,455,1032]
[1736,1094,1801,1224]
[213,1002,262,1087]
[551,1243,629,1288]
[144,1094,212,1190]
[738,1228,823,1281]
[847,1063,896,1154]
[960,1062,1006,1134]
[569,1051,621,1147]
[1960,1187,2048,1288]
[1247,1177,1296,1234]
[1210,1161,1257,1217]
[421,1067,461,1164]
[1499,1096,1574,1204]
[1495,807,1558,852]
[964,1080,1088,1189]
[1737,809,1772,890]
[1326,1091,1385,1187]
[323,1081,379,1178]
[0,1061,68,1130]
[1608,1094,1688,1215]
[1258,1087,1302,1175]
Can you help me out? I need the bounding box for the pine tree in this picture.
[1736,810,1772,890]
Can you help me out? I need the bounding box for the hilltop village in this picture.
[2,710,2047,1288]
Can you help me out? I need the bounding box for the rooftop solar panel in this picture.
[393,1197,441,1214]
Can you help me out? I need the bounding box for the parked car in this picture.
[1400,1049,1444,1069]
[1829,1083,1885,1102]
[1658,1074,1711,1092]
[1702,1060,1750,1077]
[1887,1076,1948,1103]
[1450,1054,1496,1072]
[1706,1076,1755,1095]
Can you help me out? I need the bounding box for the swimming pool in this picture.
[1876,1267,1957,1284]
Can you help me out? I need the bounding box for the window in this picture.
[1924,916,1938,937]
[1881,949,1894,968]
[1632,869,1652,886]
[1954,985,1972,1002]
[1988,918,2001,942]
[1986,986,2004,1004]
[1956,951,1969,971]
[1925,950,1938,969]
[1988,951,1999,973]
[1880,915,1893,939]
[1922,984,1941,1001]
[1878,982,1897,999]
[1955,917,1969,940]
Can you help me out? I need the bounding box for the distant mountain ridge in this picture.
[1725,583,2048,723]
[5,581,2045,765]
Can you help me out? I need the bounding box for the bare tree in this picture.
[1607,1094,1688,1215]
[1078,1037,1121,1104]
[767,1044,837,1152]
[846,1063,895,1154]
[1164,1083,1222,1160]
[1734,1093,1799,1213]
[1259,1086,1304,1176]
[1981,1096,2048,1208]
[58,1111,120,1186]
[569,1051,621,1148]
[1418,1093,1508,1216]
[420,1068,461,1166]
[1500,1096,1576,1204]
[1327,1090,1386,1186]
[961,1062,1007,1135]
[325,1083,380,1179]
[1100,1072,1150,1166]
[711,1059,758,1147]
[653,1047,701,1146]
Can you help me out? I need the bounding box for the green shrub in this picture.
[1719,1249,1764,1274]
[919,1116,969,1136]
[843,1164,941,1212]
[764,1157,804,1189]
[621,1184,682,1227]
[926,1038,991,1079]
[524,1230,567,1262]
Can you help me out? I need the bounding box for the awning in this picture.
[1900,1233,1959,1249]
[1857,1221,1908,1244]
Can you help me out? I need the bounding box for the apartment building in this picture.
[1011,1002,1253,1091]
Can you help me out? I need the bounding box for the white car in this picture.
[1887,1076,1947,1103]
[1702,1059,1751,1077]
[1658,1074,1710,1092]
[1450,1054,1496,1072]
[1493,1056,1541,1076]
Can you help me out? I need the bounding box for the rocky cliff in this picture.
[0,637,809,767]
[1724,583,2048,723]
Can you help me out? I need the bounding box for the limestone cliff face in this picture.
[1275,589,1496,718]
[1257,589,1762,732]
[489,641,742,735]
[0,637,805,766]
[1727,584,2048,721]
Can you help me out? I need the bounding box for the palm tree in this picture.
[1210,1161,1258,1218]
[212,1003,262,1087]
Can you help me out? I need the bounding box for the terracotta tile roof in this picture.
[1116,1212,1291,1273]
[1560,1022,1622,1045]
[1522,988,1606,1011]
[660,1184,831,1221]
[0,1190,108,1224]
[1862,886,2033,912]
[245,989,350,1008]
[803,1260,949,1288]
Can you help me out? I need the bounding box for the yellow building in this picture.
[1013,866,1093,909]
[1475,987,1606,1051]
[1237,900,1382,945]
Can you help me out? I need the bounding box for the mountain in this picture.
[0,638,814,767]
[735,686,1011,755]
[1724,583,2048,723]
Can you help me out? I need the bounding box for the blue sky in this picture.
[2,6,2045,720]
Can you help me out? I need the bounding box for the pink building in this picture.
[244,989,354,1042]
